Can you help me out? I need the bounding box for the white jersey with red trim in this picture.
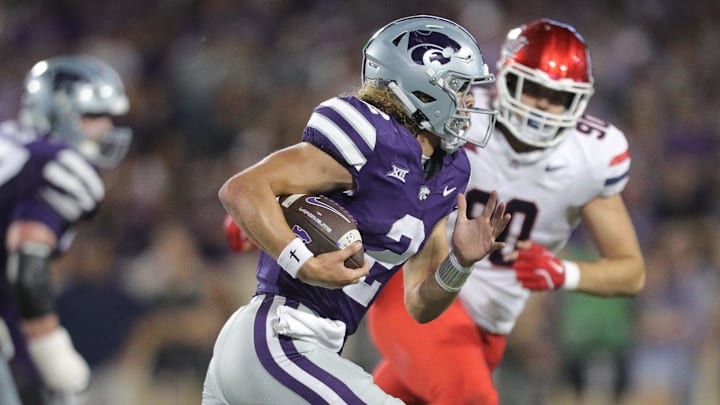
[455,113,631,334]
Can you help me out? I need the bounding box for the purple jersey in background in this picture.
[1,124,69,269]
[255,96,470,336]
[0,121,104,313]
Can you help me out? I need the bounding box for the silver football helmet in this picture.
[362,15,496,152]
[19,55,131,169]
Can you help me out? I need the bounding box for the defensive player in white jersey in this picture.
[367,19,646,404]
[203,15,511,405]
[0,56,131,404]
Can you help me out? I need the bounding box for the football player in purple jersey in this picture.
[0,55,131,403]
[203,15,510,404]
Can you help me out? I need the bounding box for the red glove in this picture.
[512,242,578,290]
[223,214,257,252]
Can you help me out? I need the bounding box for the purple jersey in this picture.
[255,96,470,336]
[0,121,104,284]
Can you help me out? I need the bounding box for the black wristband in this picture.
[7,243,55,319]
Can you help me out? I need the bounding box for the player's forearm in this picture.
[218,174,296,258]
[574,255,645,296]
[403,218,470,322]
[404,252,464,323]
[403,277,456,323]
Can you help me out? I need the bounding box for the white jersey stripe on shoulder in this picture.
[39,188,83,221]
[320,99,376,150]
[307,113,367,171]
[42,161,96,211]
[264,296,346,404]
[57,150,105,200]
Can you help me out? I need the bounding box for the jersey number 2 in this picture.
[343,214,425,307]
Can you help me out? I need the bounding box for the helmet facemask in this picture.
[496,65,593,148]
[437,71,496,152]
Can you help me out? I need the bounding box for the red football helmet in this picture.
[496,19,594,147]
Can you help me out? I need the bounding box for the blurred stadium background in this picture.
[1,1,719,404]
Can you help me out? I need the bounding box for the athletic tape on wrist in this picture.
[277,238,314,278]
[561,260,580,290]
[434,252,473,293]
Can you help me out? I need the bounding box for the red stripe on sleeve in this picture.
[610,150,630,166]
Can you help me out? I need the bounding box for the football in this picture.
[279,194,364,269]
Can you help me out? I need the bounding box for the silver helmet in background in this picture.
[20,55,132,169]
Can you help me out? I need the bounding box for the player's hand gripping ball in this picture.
[279,194,364,269]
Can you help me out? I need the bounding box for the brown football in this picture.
[279,194,364,269]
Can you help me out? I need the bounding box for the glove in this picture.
[512,242,578,290]
[223,214,256,252]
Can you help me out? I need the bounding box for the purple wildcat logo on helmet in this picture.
[407,30,462,66]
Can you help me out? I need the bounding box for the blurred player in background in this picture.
[0,55,131,404]
[366,18,646,404]
[203,15,510,404]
